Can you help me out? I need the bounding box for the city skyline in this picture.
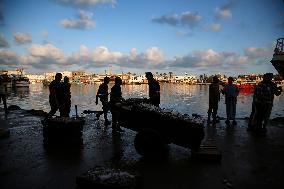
[0,0,284,76]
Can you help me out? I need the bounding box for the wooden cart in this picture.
[115,98,205,157]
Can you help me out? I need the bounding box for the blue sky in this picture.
[0,0,283,76]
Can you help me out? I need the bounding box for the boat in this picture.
[235,82,256,89]
[271,38,284,78]
[12,75,29,87]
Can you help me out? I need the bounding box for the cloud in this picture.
[28,43,66,62]
[41,30,49,38]
[0,49,20,66]
[243,46,273,65]
[215,1,234,19]
[170,49,248,68]
[0,33,9,48]
[0,43,273,73]
[53,0,116,8]
[152,11,202,29]
[180,11,202,28]
[151,13,179,26]
[206,23,221,32]
[244,47,272,59]
[13,32,32,44]
[60,10,95,29]
[68,46,165,69]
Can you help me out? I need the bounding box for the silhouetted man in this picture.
[110,77,124,133]
[222,77,239,125]
[145,72,160,107]
[208,76,220,125]
[62,76,71,117]
[96,76,110,125]
[0,76,8,115]
[46,73,64,118]
[250,73,282,133]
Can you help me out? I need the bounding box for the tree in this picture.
[199,75,203,83]
[169,72,173,79]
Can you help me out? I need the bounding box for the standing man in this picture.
[222,77,239,125]
[110,77,124,133]
[46,73,64,118]
[251,73,282,133]
[62,76,71,117]
[207,76,220,125]
[96,76,110,125]
[145,72,160,107]
[0,76,8,115]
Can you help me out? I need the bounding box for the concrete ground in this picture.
[0,109,284,189]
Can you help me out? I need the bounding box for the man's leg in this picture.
[1,95,8,114]
[102,101,110,125]
[46,105,58,118]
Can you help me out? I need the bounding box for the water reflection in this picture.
[5,83,284,119]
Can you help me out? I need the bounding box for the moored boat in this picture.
[271,38,284,78]
[12,75,29,87]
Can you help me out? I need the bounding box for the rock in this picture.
[271,117,284,122]
[26,109,48,117]
[7,105,21,110]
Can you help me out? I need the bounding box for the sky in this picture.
[0,0,284,76]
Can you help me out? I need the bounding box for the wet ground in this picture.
[0,108,284,189]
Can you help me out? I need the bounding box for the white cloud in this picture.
[28,44,65,61]
[54,0,116,8]
[13,32,32,44]
[91,46,123,63]
[244,47,272,58]
[171,49,249,68]
[60,10,95,29]
[0,33,8,48]
[206,23,221,32]
[143,47,164,64]
[0,43,274,73]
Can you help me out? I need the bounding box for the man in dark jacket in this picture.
[46,73,64,118]
[110,77,124,132]
[208,76,220,125]
[145,72,160,107]
[62,76,71,117]
[96,76,110,125]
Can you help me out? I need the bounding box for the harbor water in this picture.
[5,83,284,119]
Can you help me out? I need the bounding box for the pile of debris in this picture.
[76,167,136,189]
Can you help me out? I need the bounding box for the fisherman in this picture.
[62,76,71,117]
[96,76,111,125]
[46,73,64,118]
[0,76,8,115]
[207,76,220,125]
[249,73,282,133]
[222,77,239,125]
[145,72,160,107]
[110,77,124,133]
